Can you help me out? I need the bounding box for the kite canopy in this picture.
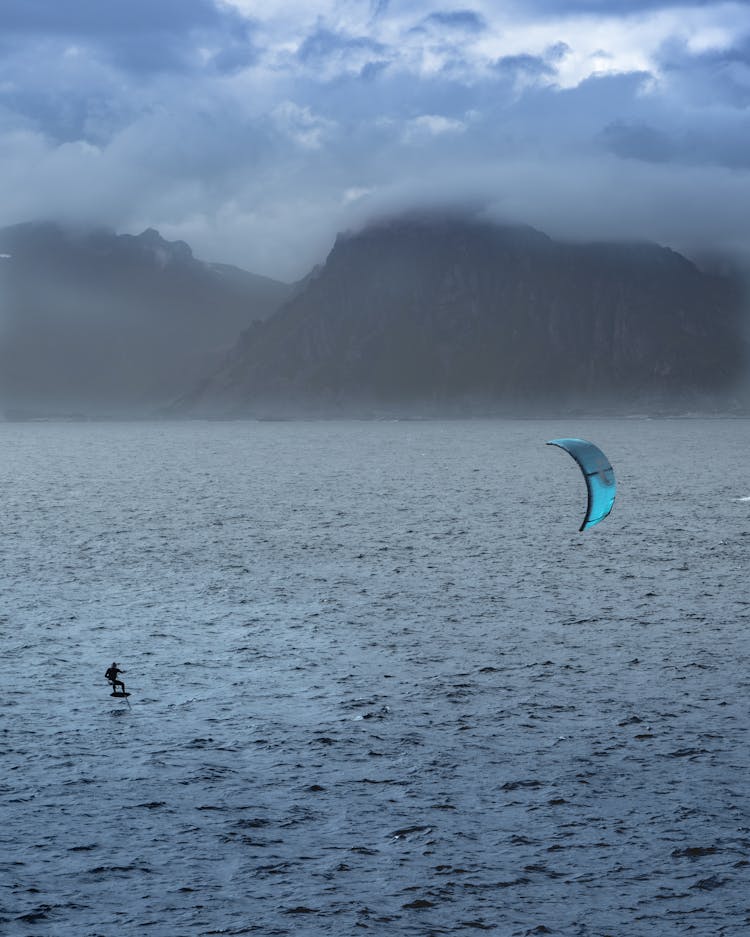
[547,438,616,532]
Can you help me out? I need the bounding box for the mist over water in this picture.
[1,419,749,936]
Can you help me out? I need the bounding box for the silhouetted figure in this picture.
[105,662,126,694]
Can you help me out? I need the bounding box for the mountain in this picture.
[0,222,291,416]
[184,214,746,417]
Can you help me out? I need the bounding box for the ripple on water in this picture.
[1,419,749,936]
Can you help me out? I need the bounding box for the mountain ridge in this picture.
[184,213,746,417]
[0,221,291,416]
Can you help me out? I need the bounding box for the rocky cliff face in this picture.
[0,222,291,416]
[187,215,745,416]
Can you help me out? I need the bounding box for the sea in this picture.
[1,418,749,937]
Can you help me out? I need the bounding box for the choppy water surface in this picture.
[1,418,749,936]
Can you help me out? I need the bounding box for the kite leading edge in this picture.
[547,438,616,532]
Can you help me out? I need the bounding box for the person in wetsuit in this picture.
[105,662,126,693]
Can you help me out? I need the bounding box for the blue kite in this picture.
[547,438,616,532]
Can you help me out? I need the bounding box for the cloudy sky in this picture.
[1,0,749,279]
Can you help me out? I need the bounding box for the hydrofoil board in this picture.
[111,691,130,698]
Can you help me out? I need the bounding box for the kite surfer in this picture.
[105,662,126,694]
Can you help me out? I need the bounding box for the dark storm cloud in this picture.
[0,88,117,145]
[657,35,750,108]
[211,43,259,76]
[592,33,750,169]
[499,70,656,142]
[1,0,749,277]
[519,0,723,12]
[297,28,387,66]
[547,42,571,62]
[0,0,258,142]
[360,60,391,81]
[0,0,221,35]
[297,45,477,113]
[601,118,750,169]
[600,121,678,162]
[0,0,256,75]
[420,10,487,32]
[489,42,570,84]
[493,54,557,81]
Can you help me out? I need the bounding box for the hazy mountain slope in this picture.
[186,214,745,416]
[0,222,291,416]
